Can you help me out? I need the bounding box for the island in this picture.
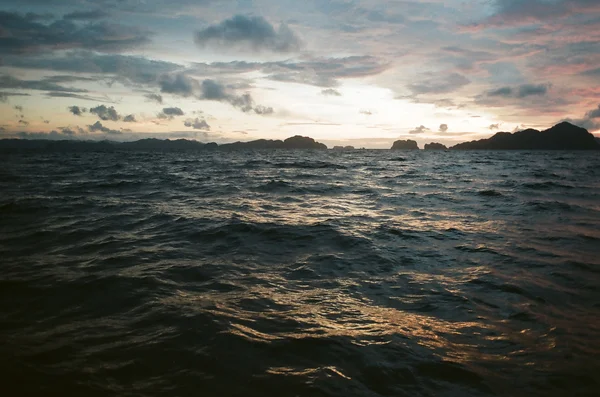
[424,142,447,150]
[0,135,327,152]
[451,122,600,150]
[332,146,355,150]
[391,139,419,150]
[220,135,327,150]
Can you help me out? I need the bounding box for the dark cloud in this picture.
[322,88,341,96]
[160,73,198,96]
[63,10,110,20]
[254,105,274,115]
[473,0,600,28]
[489,123,500,130]
[201,79,227,100]
[191,56,389,88]
[3,51,182,85]
[46,92,113,102]
[0,74,88,93]
[88,121,121,134]
[17,130,75,140]
[487,87,513,97]
[409,73,470,95]
[145,93,163,104]
[518,84,549,98]
[19,119,29,126]
[90,105,120,121]
[58,127,76,136]
[486,84,549,98]
[184,118,210,130]
[195,15,302,53]
[0,11,151,55]
[585,104,600,119]
[0,92,30,102]
[439,124,448,132]
[197,79,273,115]
[409,125,430,134]
[14,105,24,113]
[162,107,184,116]
[68,105,86,116]
[123,114,136,122]
[561,104,600,132]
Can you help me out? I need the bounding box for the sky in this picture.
[0,0,599,148]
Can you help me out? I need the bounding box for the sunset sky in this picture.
[0,0,599,148]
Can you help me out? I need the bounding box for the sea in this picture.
[1,150,599,397]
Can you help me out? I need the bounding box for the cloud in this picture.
[88,121,121,134]
[162,107,184,116]
[439,124,448,132]
[17,130,75,140]
[123,114,136,122]
[409,125,430,134]
[471,0,600,29]
[0,11,151,55]
[487,87,513,97]
[489,123,501,130]
[409,73,470,95]
[19,119,29,126]
[198,79,273,114]
[486,83,550,98]
[145,93,163,104]
[63,10,110,20]
[90,105,120,121]
[46,92,113,102]
[58,127,76,136]
[160,73,197,96]
[518,84,549,98]
[359,109,373,115]
[68,106,86,116]
[0,92,30,102]
[321,88,342,96]
[195,15,302,53]
[254,105,274,115]
[200,79,227,100]
[184,118,210,130]
[561,104,600,132]
[191,56,389,88]
[14,105,24,113]
[3,51,182,86]
[0,74,88,93]
[585,104,600,119]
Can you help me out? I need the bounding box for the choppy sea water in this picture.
[1,150,599,397]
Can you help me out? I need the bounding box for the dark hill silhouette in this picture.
[220,135,327,150]
[424,142,447,150]
[391,139,419,150]
[119,138,216,151]
[451,122,600,150]
[0,135,326,152]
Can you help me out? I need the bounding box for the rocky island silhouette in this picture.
[1,122,598,152]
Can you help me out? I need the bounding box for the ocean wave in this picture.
[1,150,599,397]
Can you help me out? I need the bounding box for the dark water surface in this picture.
[1,150,599,396]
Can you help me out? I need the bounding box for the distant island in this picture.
[424,143,447,150]
[220,135,327,150]
[391,140,419,150]
[0,135,327,152]
[1,122,598,152]
[389,122,599,150]
[333,146,355,150]
[451,122,599,150]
